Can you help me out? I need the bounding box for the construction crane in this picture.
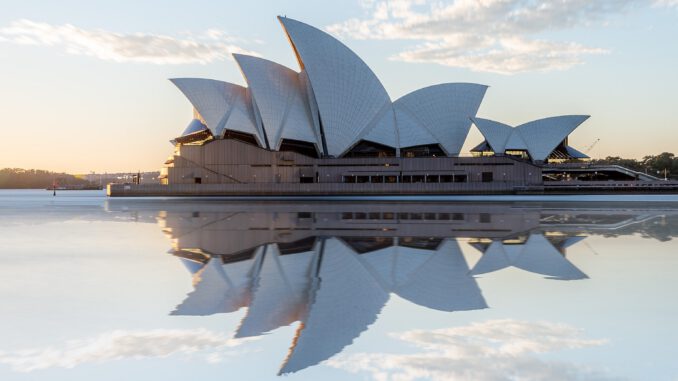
[584,138,600,153]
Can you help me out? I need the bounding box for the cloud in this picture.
[396,37,607,74]
[0,19,259,64]
[654,0,678,6]
[0,329,256,372]
[327,0,670,74]
[327,319,619,381]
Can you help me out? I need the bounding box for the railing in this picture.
[543,164,663,181]
[544,180,678,188]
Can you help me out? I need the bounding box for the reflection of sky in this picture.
[1,191,678,380]
[328,319,612,380]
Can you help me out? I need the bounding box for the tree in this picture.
[591,152,677,179]
[0,168,94,189]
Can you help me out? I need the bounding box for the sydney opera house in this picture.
[108,17,672,196]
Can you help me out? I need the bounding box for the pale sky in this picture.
[0,0,677,173]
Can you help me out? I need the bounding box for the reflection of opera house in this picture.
[108,17,673,196]
[159,203,596,374]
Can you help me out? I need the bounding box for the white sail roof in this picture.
[518,115,590,161]
[279,238,389,374]
[180,119,208,136]
[470,234,588,280]
[360,244,432,289]
[360,104,399,149]
[171,247,264,316]
[170,78,265,146]
[472,115,590,161]
[235,245,316,338]
[471,118,514,153]
[393,240,487,312]
[278,16,392,157]
[394,83,487,155]
[233,54,320,151]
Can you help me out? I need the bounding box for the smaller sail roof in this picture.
[170,78,265,146]
[472,118,513,153]
[472,115,590,161]
[470,234,588,280]
[394,83,487,156]
[233,54,319,151]
[181,119,208,136]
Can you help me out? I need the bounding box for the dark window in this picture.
[401,175,412,183]
[357,176,370,183]
[412,175,425,183]
[455,174,468,183]
[410,213,422,220]
[452,213,464,221]
[382,212,395,220]
[438,213,450,220]
[297,212,312,219]
[481,172,494,182]
[174,129,212,145]
[424,213,436,220]
[354,212,367,220]
[340,237,394,254]
[343,140,396,158]
[343,175,356,183]
[223,130,259,146]
[279,139,319,158]
[401,144,445,157]
[426,175,439,183]
[386,175,398,183]
[400,237,444,250]
[341,212,353,220]
[398,213,409,220]
[300,176,313,183]
[440,175,453,183]
[278,237,317,255]
[219,248,258,264]
[370,176,384,183]
[194,177,202,184]
[369,212,380,220]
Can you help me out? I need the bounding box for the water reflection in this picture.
[327,319,610,380]
[469,234,587,280]
[131,201,678,374]
[1,192,677,379]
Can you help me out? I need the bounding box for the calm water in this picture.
[1,190,678,380]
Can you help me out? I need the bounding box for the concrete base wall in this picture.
[164,139,543,186]
[108,182,531,197]
[108,180,678,197]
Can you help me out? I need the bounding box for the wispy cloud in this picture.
[0,19,259,64]
[328,319,618,380]
[654,0,678,6]
[0,329,256,372]
[328,0,672,74]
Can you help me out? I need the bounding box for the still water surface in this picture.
[1,190,677,380]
